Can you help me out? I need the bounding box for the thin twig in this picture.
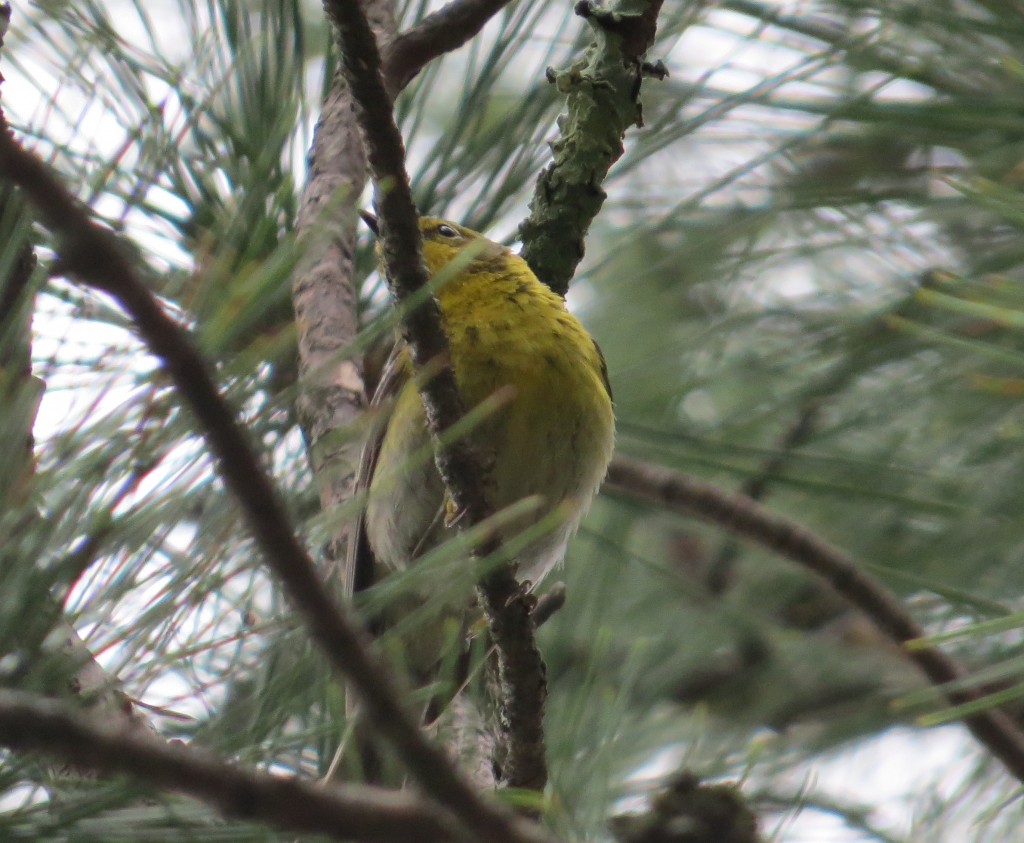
[533,582,567,628]
[49,456,164,749]
[604,453,1024,785]
[324,0,549,795]
[0,113,551,843]
[705,401,821,594]
[383,0,517,97]
[0,690,463,843]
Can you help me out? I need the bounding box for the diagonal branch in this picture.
[383,0,517,97]
[604,453,1024,785]
[0,115,550,843]
[0,690,463,843]
[323,0,549,795]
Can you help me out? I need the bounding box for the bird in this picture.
[348,212,615,683]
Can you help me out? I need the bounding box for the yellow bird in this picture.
[350,215,615,673]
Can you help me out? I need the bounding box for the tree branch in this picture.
[519,0,667,295]
[324,0,549,796]
[383,0,517,97]
[292,28,393,587]
[0,690,463,843]
[704,401,822,595]
[0,110,549,843]
[604,453,1024,785]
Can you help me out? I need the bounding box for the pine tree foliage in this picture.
[3,0,1024,840]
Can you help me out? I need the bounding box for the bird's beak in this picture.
[359,210,379,235]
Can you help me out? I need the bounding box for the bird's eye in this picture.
[437,224,459,238]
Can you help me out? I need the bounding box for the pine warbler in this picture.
[350,215,614,659]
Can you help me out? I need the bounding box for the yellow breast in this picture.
[366,226,614,584]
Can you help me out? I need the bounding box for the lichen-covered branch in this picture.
[519,0,667,295]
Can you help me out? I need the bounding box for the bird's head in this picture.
[361,212,510,281]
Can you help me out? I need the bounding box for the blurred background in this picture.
[4,0,1024,840]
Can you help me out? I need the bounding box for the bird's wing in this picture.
[593,338,614,403]
[345,338,408,601]
[340,341,412,772]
